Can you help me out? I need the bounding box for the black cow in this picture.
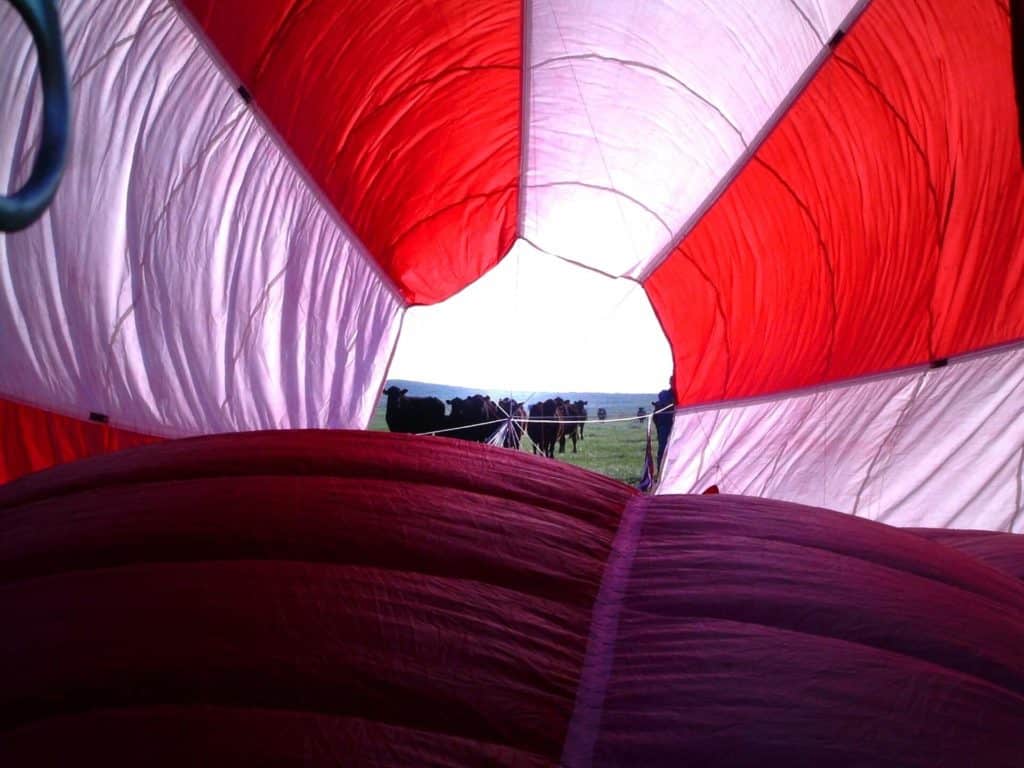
[446,394,501,443]
[497,397,527,449]
[597,407,607,421]
[383,386,446,435]
[636,406,647,418]
[527,398,565,458]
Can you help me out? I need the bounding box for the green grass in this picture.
[370,380,658,486]
[368,408,389,432]
[516,419,652,485]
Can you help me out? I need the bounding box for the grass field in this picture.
[370,380,659,485]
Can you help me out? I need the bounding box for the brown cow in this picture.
[561,399,593,454]
[527,398,566,458]
[558,398,586,454]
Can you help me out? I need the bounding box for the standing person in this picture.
[652,375,675,474]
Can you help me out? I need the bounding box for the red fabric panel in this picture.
[647,0,1024,407]
[576,494,1024,765]
[0,431,631,764]
[0,398,160,486]
[177,0,522,305]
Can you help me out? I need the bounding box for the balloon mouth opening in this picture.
[387,238,673,395]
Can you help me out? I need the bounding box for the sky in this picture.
[387,239,673,393]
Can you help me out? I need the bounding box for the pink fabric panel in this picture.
[0,0,402,438]
[524,0,860,277]
[657,343,1024,532]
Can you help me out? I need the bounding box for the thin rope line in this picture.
[414,403,674,435]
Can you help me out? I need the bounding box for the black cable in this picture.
[0,0,69,232]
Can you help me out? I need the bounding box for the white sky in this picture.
[387,239,673,393]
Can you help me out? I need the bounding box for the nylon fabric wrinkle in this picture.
[938,445,1024,531]
[674,249,733,403]
[877,362,1024,489]
[563,493,1024,763]
[0,431,628,762]
[248,0,317,86]
[628,506,1024,607]
[607,606,1024,705]
[751,398,809,492]
[386,182,518,257]
[850,373,927,518]
[527,180,673,235]
[333,64,520,171]
[832,51,945,357]
[531,52,748,147]
[788,0,827,45]
[751,155,838,380]
[638,3,871,280]
[626,530,1024,626]
[111,74,248,348]
[547,2,644,267]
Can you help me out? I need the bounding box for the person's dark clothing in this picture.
[653,388,674,471]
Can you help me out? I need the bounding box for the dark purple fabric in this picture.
[569,494,1024,767]
[906,528,1024,581]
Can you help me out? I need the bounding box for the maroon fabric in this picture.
[0,431,632,766]
[0,429,622,517]
[567,494,1024,767]
[906,528,1024,581]
[3,434,1024,765]
[0,708,548,767]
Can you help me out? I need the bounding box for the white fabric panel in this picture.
[0,0,403,436]
[658,344,1024,532]
[523,0,858,278]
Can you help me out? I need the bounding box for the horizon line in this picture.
[384,376,665,396]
